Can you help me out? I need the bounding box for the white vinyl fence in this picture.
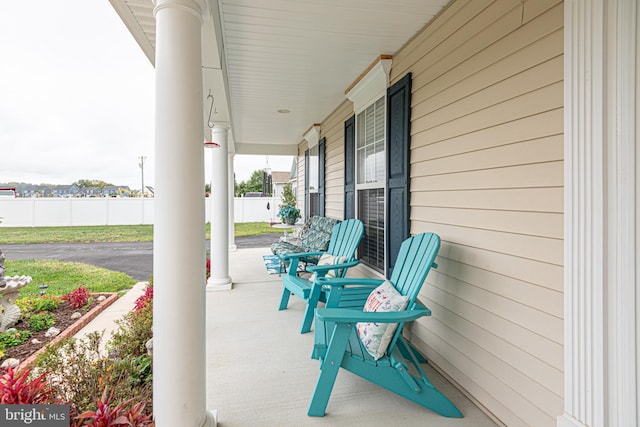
[0,197,280,227]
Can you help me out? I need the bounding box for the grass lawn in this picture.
[5,260,138,297]
[0,222,288,295]
[0,222,288,244]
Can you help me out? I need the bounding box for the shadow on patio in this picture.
[206,247,499,426]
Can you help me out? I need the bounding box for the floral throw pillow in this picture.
[315,253,347,278]
[356,281,409,360]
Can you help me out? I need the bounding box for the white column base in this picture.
[206,276,232,291]
[557,413,587,427]
[201,410,217,427]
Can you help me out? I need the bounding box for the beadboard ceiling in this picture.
[109,0,450,155]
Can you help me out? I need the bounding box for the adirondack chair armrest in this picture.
[278,251,324,260]
[315,306,431,323]
[279,250,325,261]
[315,277,385,288]
[306,259,361,275]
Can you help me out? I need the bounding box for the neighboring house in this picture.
[102,185,119,197]
[102,185,132,197]
[270,171,290,201]
[51,184,73,197]
[77,186,102,197]
[68,184,80,197]
[110,1,638,426]
[19,184,40,197]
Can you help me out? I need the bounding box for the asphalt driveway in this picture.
[1,233,280,282]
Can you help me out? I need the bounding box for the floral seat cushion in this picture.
[271,216,340,262]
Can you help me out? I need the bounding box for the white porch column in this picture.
[560,1,639,427]
[207,125,232,290]
[152,1,215,426]
[228,153,237,251]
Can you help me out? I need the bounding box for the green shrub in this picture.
[107,300,153,359]
[0,330,32,349]
[29,312,55,332]
[15,297,34,318]
[33,332,153,417]
[32,296,62,312]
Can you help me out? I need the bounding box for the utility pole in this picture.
[138,156,147,197]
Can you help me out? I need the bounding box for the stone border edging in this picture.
[19,292,119,369]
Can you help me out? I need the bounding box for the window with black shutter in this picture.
[343,73,411,276]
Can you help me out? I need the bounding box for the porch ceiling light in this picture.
[277,109,290,114]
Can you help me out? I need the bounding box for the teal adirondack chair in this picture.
[308,232,463,418]
[278,218,364,334]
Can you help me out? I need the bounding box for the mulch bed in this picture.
[0,294,117,375]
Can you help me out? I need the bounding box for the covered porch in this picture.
[207,246,498,426]
[108,0,640,426]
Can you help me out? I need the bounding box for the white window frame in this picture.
[345,56,392,275]
[354,93,387,274]
[356,96,386,189]
[308,144,319,194]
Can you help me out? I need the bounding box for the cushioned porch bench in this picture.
[270,216,340,269]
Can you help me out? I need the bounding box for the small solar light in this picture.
[38,284,48,296]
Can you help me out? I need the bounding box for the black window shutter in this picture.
[304,149,310,220]
[344,115,356,219]
[386,73,412,278]
[318,137,326,216]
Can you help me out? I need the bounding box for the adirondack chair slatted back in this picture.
[385,232,440,356]
[389,233,440,307]
[326,219,364,262]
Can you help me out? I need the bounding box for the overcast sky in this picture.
[0,1,292,190]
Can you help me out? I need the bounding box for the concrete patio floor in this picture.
[208,247,499,427]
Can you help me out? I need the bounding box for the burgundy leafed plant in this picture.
[72,388,154,427]
[133,286,153,312]
[0,367,54,404]
[63,287,90,309]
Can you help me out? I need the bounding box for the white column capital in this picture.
[153,0,207,21]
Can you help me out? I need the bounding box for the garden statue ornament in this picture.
[0,248,33,332]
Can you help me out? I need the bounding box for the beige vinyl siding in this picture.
[296,141,307,218]
[295,0,563,424]
[320,100,353,220]
[392,0,563,426]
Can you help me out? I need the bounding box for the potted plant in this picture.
[278,205,301,225]
[278,183,300,225]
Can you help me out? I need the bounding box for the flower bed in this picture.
[0,292,117,372]
[0,284,155,426]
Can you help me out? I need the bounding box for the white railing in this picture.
[0,196,281,227]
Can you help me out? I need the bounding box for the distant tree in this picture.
[235,169,266,196]
[73,179,113,189]
[279,183,296,208]
[246,170,265,192]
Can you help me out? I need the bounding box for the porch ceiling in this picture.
[109,0,450,155]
